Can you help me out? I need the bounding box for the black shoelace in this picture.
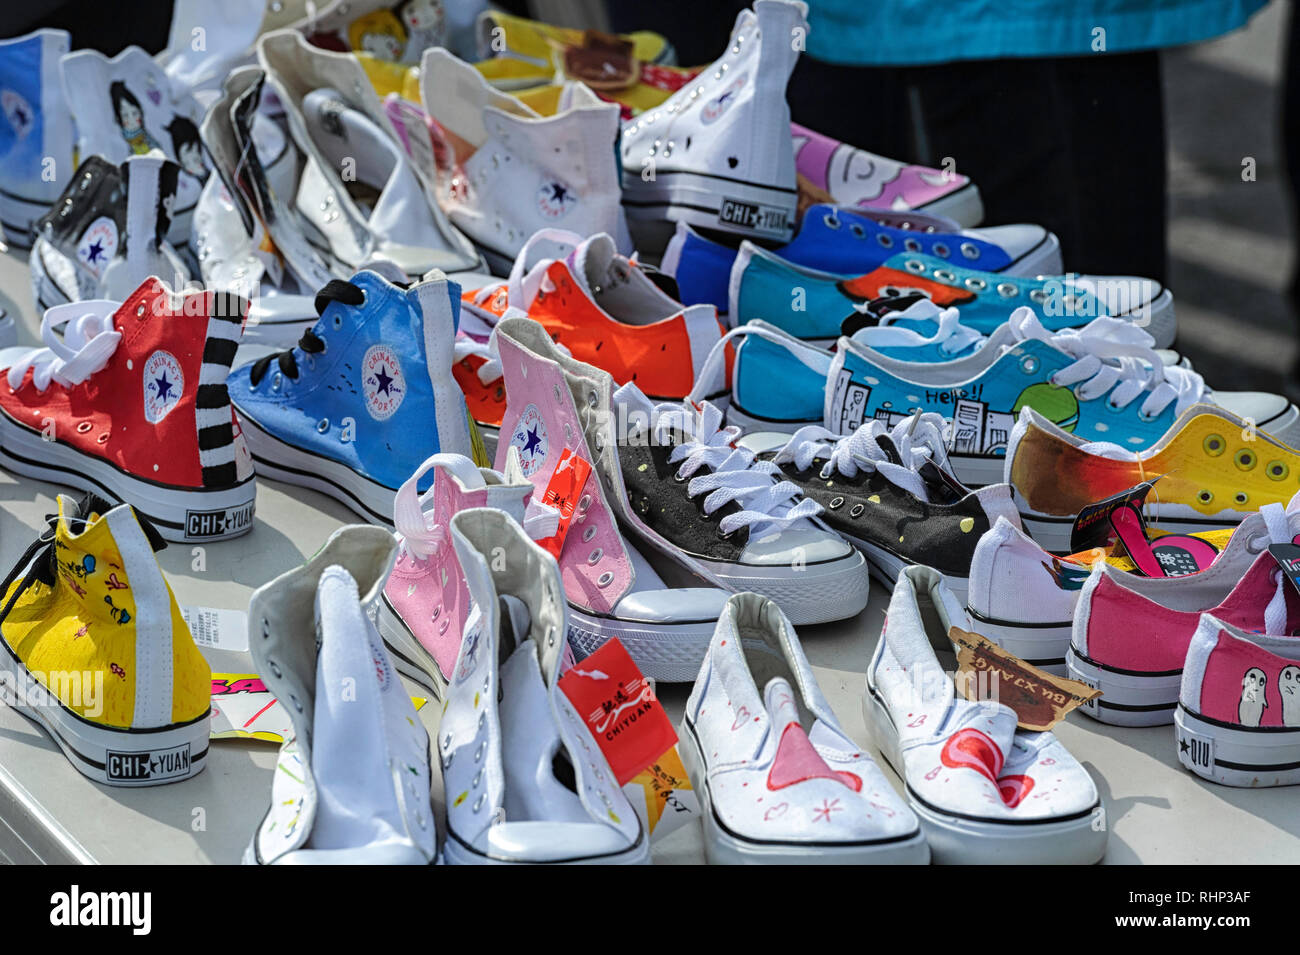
[249,279,366,386]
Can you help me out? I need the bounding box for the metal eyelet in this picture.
[76,422,92,433]
[587,390,599,407]
[717,527,734,540]
[271,373,282,391]
[587,548,603,565]
[877,233,893,248]
[849,503,865,518]
[1234,491,1249,505]
[97,433,109,444]
[960,242,980,259]
[904,238,921,252]
[904,259,926,273]
[578,494,591,512]
[1197,489,1214,505]
[933,243,950,258]
[269,661,282,679]
[1235,448,1257,471]
[997,283,1019,298]
[582,525,597,543]
[965,277,987,291]
[316,419,329,433]
[473,794,485,812]
[1203,434,1226,456]
[474,741,486,762]
[333,315,342,329]
[478,710,486,730]
[135,303,147,319]
[1266,460,1289,481]
[828,496,844,509]
[934,269,956,283]
[1029,288,1048,304]
[822,213,841,230]
[597,571,614,587]
[850,223,866,238]
[673,471,688,483]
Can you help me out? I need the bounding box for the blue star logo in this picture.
[521,426,542,455]
[548,183,570,204]
[153,371,175,404]
[374,365,395,396]
[85,239,105,264]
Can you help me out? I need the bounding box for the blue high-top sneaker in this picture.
[228,270,484,524]
[0,29,74,250]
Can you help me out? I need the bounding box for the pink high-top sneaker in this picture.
[1176,613,1300,788]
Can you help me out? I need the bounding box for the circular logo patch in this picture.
[143,351,184,424]
[1,89,34,138]
[77,217,119,279]
[536,178,578,220]
[701,73,746,125]
[361,344,406,420]
[509,403,548,477]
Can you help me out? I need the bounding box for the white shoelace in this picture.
[772,412,950,502]
[1260,502,1294,634]
[850,304,986,358]
[1008,308,1208,419]
[650,401,822,537]
[453,332,572,388]
[5,301,122,392]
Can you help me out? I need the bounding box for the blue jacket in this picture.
[804,0,1269,65]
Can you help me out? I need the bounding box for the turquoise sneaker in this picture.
[727,241,1175,347]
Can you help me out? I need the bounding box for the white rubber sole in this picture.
[677,715,929,864]
[1066,645,1179,726]
[1175,704,1300,788]
[374,595,448,699]
[0,636,208,787]
[708,549,869,626]
[863,678,1106,864]
[0,409,256,542]
[946,453,1006,490]
[849,533,969,606]
[441,826,650,865]
[567,605,716,684]
[914,183,984,229]
[234,406,397,526]
[1000,231,1063,278]
[623,172,797,250]
[964,608,1070,676]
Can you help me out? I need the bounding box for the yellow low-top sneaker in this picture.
[0,494,210,786]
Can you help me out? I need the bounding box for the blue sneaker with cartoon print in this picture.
[228,269,484,524]
[689,306,1214,487]
[660,208,1060,316]
[723,241,1176,348]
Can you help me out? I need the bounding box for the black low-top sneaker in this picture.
[741,413,1022,602]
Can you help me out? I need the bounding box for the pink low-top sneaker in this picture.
[1176,613,1300,787]
[1069,506,1300,727]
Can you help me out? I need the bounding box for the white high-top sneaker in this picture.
[29,153,192,311]
[420,48,631,275]
[0,29,75,249]
[619,0,806,251]
[196,67,331,344]
[257,29,482,277]
[159,0,319,94]
[440,507,650,865]
[245,525,438,864]
[59,46,209,253]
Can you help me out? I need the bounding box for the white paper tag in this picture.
[182,606,249,653]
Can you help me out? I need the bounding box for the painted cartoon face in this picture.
[360,30,403,59]
[400,0,443,32]
[178,141,207,179]
[1242,667,1267,703]
[117,98,143,131]
[1281,666,1300,697]
[825,146,887,204]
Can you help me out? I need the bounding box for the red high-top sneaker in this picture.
[0,278,255,541]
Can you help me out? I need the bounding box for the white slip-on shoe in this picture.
[439,507,651,865]
[679,591,928,864]
[245,525,438,865]
[865,565,1107,864]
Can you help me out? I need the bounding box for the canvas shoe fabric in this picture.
[0,493,210,787]
[30,154,192,312]
[691,308,1213,490]
[461,229,728,403]
[257,30,482,279]
[59,46,210,252]
[440,507,650,865]
[490,316,731,681]
[679,591,928,864]
[865,565,1107,864]
[1176,613,1300,788]
[0,279,255,542]
[967,502,1297,676]
[244,524,437,864]
[228,269,479,526]
[618,0,807,251]
[660,210,1060,318]
[726,241,1175,347]
[792,122,982,226]
[0,29,75,249]
[1068,503,1300,727]
[740,412,1022,603]
[419,48,630,275]
[494,315,870,631]
[1007,403,1300,554]
[376,448,537,696]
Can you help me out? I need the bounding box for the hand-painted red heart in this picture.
[940,727,1004,783]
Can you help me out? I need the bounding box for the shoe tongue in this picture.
[570,233,619,300]
[36,156,126,285]
[763,676,801,726]
[952,698,1021,766]
[873,433,904,466]
[58,492,167,552]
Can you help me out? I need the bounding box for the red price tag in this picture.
[535,448,593,558]
[558,638,678,786]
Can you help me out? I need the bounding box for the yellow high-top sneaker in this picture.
[0,494,210,786]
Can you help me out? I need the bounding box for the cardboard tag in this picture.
[949,626,1101,731]
[622,746,700,840]
[535,448,593,558]
[1068,477,1160,554]
[182,606,249,653]
[209,673,426,742]
[1269,542,1300,600]
[558,638,677,786]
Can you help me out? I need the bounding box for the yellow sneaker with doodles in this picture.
[0,494,210,786]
